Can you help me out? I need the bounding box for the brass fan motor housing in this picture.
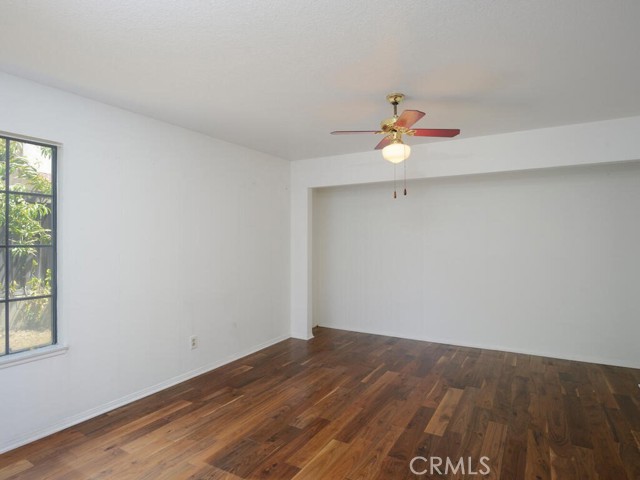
[381,117,398,132]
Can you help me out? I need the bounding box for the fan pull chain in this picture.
[393,164,397,198]
[403,159,407,196]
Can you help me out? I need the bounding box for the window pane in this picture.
[9,194,53,245]
[0,139,5,188]
[0,305,5,356]
[0,194,5,245]
[0,248,5,300]
[9,140,53,195]
[8,247,53,299]
[9,297,52,353]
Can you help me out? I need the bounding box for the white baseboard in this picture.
[321,324,640,370]
[1,333,290,454]
[290,330,314,340]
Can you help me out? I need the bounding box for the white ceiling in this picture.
[1,1,640,160]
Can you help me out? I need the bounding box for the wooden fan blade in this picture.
[395,110,425,128]
[411,128,460,137]
[331,130,382,135]
[375,136,392,150]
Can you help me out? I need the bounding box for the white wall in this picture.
[0,72,290,453]
[291,115,640,368]
[313,163,640,368]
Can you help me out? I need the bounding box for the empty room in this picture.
[1,1,639,479]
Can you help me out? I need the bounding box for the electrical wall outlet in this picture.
[190,335,198,350]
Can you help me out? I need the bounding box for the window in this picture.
[0,135,56,356]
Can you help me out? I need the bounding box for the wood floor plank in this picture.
[524,429,550,480]
[289,439,350,480]
[564,394,593,449]
[478,421,507,480]
[371,456,408,480]
[573,447,598,480]
[603,407,640,480]
[286,403,363,469]
[549,448,578,480]
[387,406,434,462]
[423,387,464,436]
[344,425,404,480]
[0,459,33,480]
[615,394,640,430]
[1,327,639,480]
[209,425,301,477]
[449,406,491,479]
[185,464,244,480]
[448,387,480,435]
[248,417,324,479]
[632,430,640,450]
[0,431,85,471]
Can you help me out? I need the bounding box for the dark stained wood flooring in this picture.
[1,327,640,479]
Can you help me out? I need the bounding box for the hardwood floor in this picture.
[1,327,640,479]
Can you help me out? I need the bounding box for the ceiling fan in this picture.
[331,93,460,164]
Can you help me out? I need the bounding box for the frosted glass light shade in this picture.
[382,142,411,163]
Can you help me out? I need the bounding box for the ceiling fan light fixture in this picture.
[382,141,411,164]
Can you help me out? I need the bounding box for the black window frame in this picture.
[1,134,57,356]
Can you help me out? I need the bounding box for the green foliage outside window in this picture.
[0,140,53,333]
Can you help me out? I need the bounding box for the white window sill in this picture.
[0,344,69,369]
